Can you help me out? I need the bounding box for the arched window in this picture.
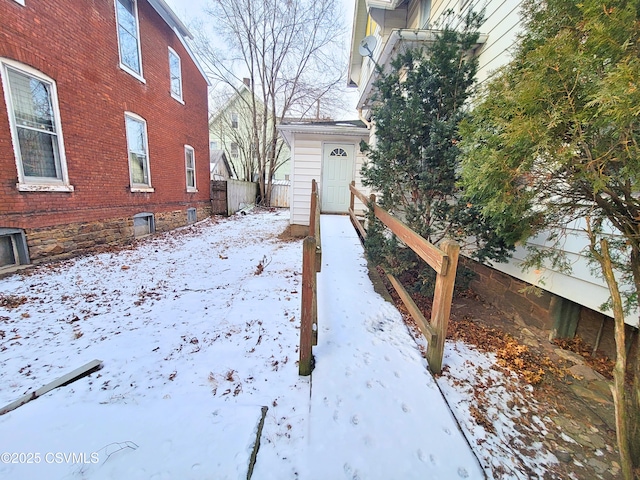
[329,148,347,157]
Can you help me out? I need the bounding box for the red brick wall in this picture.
[0,0,210,229]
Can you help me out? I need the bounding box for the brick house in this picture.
[0,0,211,270]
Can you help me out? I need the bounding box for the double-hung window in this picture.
[185,145,196,191]
[168,47,183,102]
[115,0,143,79]
[124,113,153,191]
[1,59,72,191]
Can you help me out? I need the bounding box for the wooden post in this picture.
[427,239,459,374]
[299,236,316,376]
[310,180,317,239]
[312,269,318,346]
[349,181,355,213]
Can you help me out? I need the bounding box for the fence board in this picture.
[210,181,227,215]
[349,183,448,274]
[349,183,459,374]
[427,240,460,374]
[270,181,290,207]
[299,236,316,376]
[386,272,437,344]
[227,179,258,215]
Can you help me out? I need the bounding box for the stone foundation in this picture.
[462,257,638,360]
[25,205,213,264]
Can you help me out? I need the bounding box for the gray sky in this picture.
[163,0,360,119]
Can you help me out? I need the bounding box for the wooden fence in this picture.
[349,181,459,374]
[210,179,258,216]
[269,180,290,208]
[299,179,322,376]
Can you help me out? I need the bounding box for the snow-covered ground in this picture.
[0,210,560,479]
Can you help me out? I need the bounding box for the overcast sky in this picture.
[163,0,360,119]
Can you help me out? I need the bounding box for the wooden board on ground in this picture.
[0,359,103,416]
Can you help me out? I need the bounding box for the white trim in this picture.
[173,27,211,86]
[12,0,26,5]
[115,0,145,82]
[168,46,184,102]
[0,58,73,191]
[184,144,197,192]
[124,112,153,190]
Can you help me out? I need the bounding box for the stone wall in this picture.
[462,257,556,331]
[461,257,637,360]
[25,205,212,264]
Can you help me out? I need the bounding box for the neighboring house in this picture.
[209,80,290,182]
[347,0,638,350]
[1,0,211,271]
[278,120,369,236]
[210,149,232,180]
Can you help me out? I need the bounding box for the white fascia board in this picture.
[278,124,369,140]
[147,0,192,38]
[366,0,405,10]
[174,27,211,86]
[356,29,488,110]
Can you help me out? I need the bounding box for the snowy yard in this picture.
[0,210,567,479]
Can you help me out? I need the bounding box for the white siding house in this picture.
[347,0,639,330]
[278,121,370,235]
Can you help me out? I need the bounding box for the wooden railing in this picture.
[349,181,459,374]
[299,180,321,376]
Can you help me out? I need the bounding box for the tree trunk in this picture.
[596,239,634,480]
[629,244,640,476]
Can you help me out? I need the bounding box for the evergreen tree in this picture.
[459,0,640,475]
[361,11,513,294]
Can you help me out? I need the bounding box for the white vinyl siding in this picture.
[288,134,369,226]
[115,0,144,80]
[0,59,73,192]
[168,47,183,102]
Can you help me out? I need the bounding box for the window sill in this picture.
[187,187,198,193]
[17,183,74,192]
[130,186,155,193]
[171,94,185,105]
[119,64,146,84]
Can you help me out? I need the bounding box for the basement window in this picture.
[187,208,197,224]
[0,228,30,271]
[133,213,155,237]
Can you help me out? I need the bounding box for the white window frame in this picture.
[185,145,197,192]
[124,112,154,192]
[230,112,239,129]
[0,58,73,192]
[168,47,183,103]
[115,0,145,82]
[12,0,26,6]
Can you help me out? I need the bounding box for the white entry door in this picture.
[321,144,355,213]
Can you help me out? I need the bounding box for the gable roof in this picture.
[210,149,233,178]
[148,0,192,39]
[146,0,211,86]
[209,83,261,124]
